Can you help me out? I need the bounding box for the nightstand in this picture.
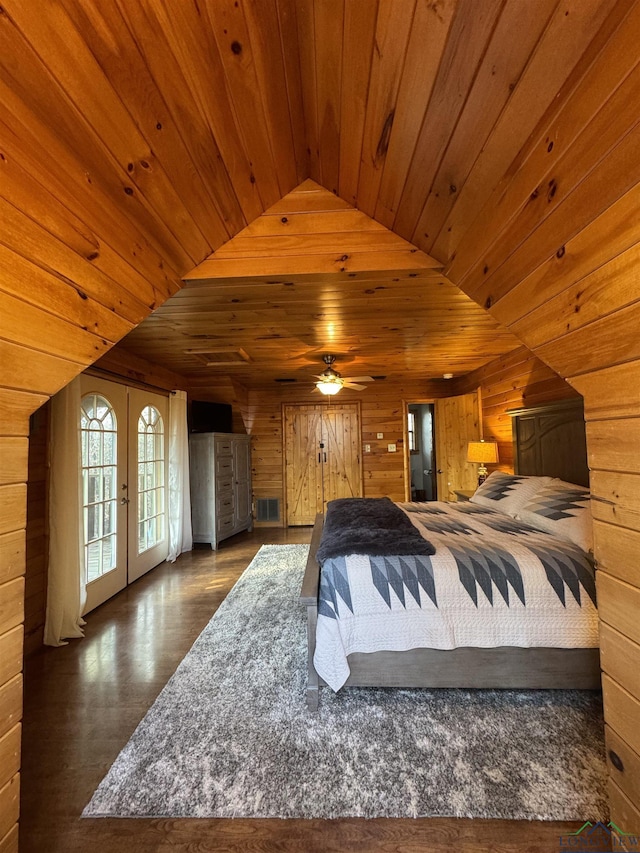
[453,489,475,502]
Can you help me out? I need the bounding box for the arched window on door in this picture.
[137,405,166,555]
[81,393,117,583]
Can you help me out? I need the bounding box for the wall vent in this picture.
[256,498,280,522]
[184,347,251,366]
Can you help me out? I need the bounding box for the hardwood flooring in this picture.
[19,529,606,853]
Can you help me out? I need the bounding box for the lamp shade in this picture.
[467,440,499,464]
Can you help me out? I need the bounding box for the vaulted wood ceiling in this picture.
[1,0,638,395]
[119,180,522,388]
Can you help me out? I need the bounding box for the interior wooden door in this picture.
[284,402,363,524]
[321,403,362,513]
[434,392,481,501]
[284,404,324,525]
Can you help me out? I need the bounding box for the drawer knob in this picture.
[609,750,624,772]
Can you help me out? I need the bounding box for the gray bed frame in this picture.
[299,398,601,711]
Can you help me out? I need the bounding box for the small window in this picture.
[408,411,418,453]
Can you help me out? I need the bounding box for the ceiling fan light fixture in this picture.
[314,354,375,394]
[316,378,343,395]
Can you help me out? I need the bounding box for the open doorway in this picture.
[407,404,436,501]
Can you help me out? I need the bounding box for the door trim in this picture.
[402,398,436,501]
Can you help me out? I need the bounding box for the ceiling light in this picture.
[316,377,342,395]
[443,373,453,379]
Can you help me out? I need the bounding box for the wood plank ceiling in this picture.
[119,180,522,388]
[75,0,627,391]
[3,0,635,395]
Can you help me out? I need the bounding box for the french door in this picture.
[127,388,168,582]
[80,376,168,613]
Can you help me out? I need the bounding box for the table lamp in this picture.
[467,440,499,486]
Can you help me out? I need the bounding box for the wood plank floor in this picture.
[19,528,606,852]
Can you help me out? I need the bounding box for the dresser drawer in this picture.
[217,494,233,516]
[215,455,233,477]
[214,437,233,456]
[216,513,234,537]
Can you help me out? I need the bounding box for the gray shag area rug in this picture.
[84,544,607,821]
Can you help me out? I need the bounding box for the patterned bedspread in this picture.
[313,501,598,692]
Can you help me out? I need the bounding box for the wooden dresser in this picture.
[189,433,252,550]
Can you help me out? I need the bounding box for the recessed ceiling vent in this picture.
[275,378,297,383]
[184,347,251,366]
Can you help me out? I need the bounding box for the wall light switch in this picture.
[363,444,371,453]
[377,432,383,439]
[388,443,397,452]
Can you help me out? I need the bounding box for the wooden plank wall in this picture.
[453,346,580,475]
[242,378,452,524]
[428,7,640,825]
[24,404,50,657]
[570,364,640,828]
[0,392,43,853]
[235,343,577,522]
[244,347,579,524]
[90,349,187,396]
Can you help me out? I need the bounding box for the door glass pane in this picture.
[136,405,165,554]
[81,394,118,583]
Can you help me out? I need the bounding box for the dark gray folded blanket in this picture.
[316,497,436,562]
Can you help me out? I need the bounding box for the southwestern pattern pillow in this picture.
[516,479,593,553]
[469,471,552,517]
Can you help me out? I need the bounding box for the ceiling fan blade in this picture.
[342,376,374,383]
[343,382,367,391]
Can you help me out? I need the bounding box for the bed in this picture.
[299,399,601,711]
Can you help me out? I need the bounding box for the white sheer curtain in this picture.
[44,376,86,646]
[167,390,193,562]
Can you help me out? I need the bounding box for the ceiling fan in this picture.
[314,354,375,395]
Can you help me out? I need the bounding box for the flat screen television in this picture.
[189,400,233,434]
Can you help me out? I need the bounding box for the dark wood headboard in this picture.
[507,398,589,487]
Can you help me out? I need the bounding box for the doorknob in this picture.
[120,497,130,505]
